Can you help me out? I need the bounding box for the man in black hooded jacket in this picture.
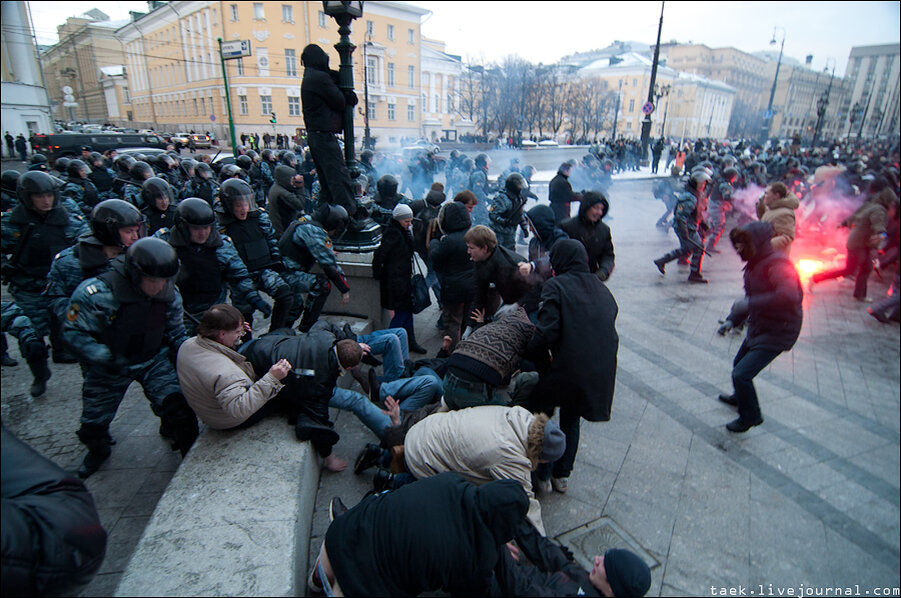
[300,44,359,225]
[716,221,803,433]
[560,190,615,282]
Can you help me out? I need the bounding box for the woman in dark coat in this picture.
[430,200,474,349]
[372,203,426,353]
[525,239,618,493]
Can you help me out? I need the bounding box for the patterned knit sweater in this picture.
[447,305,535,385]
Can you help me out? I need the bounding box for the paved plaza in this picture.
[2,171,899,596]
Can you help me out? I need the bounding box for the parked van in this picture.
[32,133,167,160]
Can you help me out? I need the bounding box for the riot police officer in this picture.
[653,170,712,283]
[279,204,350,332]
[61,159,100,216]
[140,177,178,235]
[47,199,145,342]
[370,174,409,226]
[112,154,136,198]
[87,152,118,201]
[63,237,198,478]
[707,167,738,253]
[1,300,51,397]
[192,162,219,207]
[157,198,274,333]
[1,171,89,363]
[489,172,529,250]
[1,169,20,211]
[469,153,492,226]
[124,160,154,208]
[216,179,294,331]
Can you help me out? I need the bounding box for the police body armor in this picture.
[224,216,272,272]
[7,204,71,283]
[278,220,318,272]
[90,168,115,194]
[97,263,171,364]
[175,245,221,306]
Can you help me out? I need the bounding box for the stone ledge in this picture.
[114,418,320,597]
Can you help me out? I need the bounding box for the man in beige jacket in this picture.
[756,182,799,254]
[402,405,564,536]
[177,304,291,430]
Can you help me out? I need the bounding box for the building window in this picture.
[388,102,395,120]
[318,11,326,27]
[282,4,293,23]
[366,56,377,85]
[366,20,373,35]
[200,97,206,115]
[433,94,438,112]
[633,78,637,87]
[288,96,301,116]
[408,65,415,88]
[285,49,297,77]
[367,101,376,120]
[387,24,395,41]
[229,4,238,21]
[123,86,130,103]
[239,95,248,115]
[193,98,199,115]
[447,93,453,112]
[260,95,272,114]
[236,58,244,77]
[253,3,265,20]
[421,93,426,113]
[408,28,415,44]
[408,103,415,121]
[387,62,395,86]
[628,98,635,112]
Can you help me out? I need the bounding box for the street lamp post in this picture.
[639,1,665,166]
[612,80,622,140]
[811,60,835,149]
[760,26,786,144]
[654,83,671,137]
[323,1,362,170]
[362,36,372,151]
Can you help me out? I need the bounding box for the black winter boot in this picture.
[27,357,51,397]
[160,393,199,456]
[76,423,113,478]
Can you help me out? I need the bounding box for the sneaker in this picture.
[868,308,890,324]
[308,558,325,596]
[535,478,552,495]
[1,353,18,367]
[653,258,666,275]
[329,496,348,522]
[551,477,569,494]
[687,273,708,284]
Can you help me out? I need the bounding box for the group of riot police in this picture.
[1,143,354,478]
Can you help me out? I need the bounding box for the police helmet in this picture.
[244,149,258,161]
[156,154,177,172]
[30,153,48,167]
[141,177,175,209]
[67,159,91,178]
[722,167,739,182]
[130,161,154,182]
[461,158,474,171]
[505,172,527,197]
[219,164,243,181]
[474,153,489,168]
[180,158,197,178]
[196,162,214,180]
[219,178,256,214]
[90,199,144,246]
[690,169,712,185]
[261,149,274,162]
[360,149,374,163]
[318,203,349,237]
[235,155,253,172]
[1,170,20,193]
[115,155,136,176]
[125,237,179,282]
[16,170,59,211]
[377,174,398,198]
[175,197,216,228]
[53,157,71,173]
[521,165,536,179]
[280,151,297,167]
[88,152,105,167]
[235,144,246,154]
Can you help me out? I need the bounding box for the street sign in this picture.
[764,110,773,119]
[642,102,655,115]
[221,40,251,60]
[62,85,73,94]
[63,102,78,107]
[210,115,216,121]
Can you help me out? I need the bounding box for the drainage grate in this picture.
[555,516,659,572]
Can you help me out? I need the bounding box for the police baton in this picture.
[685,236,713,257]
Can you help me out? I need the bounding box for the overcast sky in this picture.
[27,1,900,77]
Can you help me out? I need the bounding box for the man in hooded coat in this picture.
[525,239,618,494]
[315,472,529,597]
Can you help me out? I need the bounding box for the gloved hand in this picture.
[559,544,576,562]
[717,319,734,336]
[250,294,272,318]
[270,261,286,273]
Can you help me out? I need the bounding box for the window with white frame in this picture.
[318,11,326,27]
[421,93,426,113]
[236,58,244,76]
[408,28,415,44]
[260,95,272,114]
[408,65,415,88]
[253,3,265,20]
[366,56,377,85]
[239,95,248,115]
[408,102,415,121]
[285,49,297,77]
[387,102,395,120]
[366,20,374,35]
[387,24,395,40]
[367,101,376,120]
[229,4,238,21]
[282,4,293,23]
[387,63,395,86]
[193,98,199,115]
[288,96,301,116]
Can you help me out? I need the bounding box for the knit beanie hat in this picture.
[604,548,651,597]
[393,203,413,221]
[539,419,566,462]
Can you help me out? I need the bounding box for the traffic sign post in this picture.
[642,102,655,115]
[220,40,251,60]
[217,37,242,153]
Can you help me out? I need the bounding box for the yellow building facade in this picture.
[116,1,430,148]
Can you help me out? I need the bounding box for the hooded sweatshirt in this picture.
[301,44,357,133]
